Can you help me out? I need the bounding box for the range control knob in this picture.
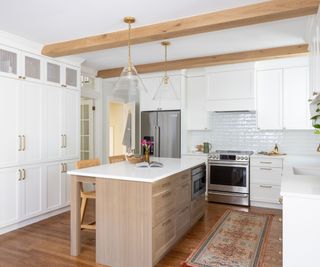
[244,156,249,160]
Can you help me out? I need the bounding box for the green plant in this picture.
[311,102,320,135]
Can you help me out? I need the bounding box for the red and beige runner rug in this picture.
[182,210,272,267]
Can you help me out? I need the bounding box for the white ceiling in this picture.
[0,0,311,71]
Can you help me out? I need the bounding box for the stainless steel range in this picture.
[207,150,254,206]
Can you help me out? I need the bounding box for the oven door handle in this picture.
[210,191,249,198]
[209,163,249,168]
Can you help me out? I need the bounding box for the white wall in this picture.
[187,112,320,155]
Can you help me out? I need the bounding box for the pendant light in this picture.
[153,41,179,103]
[112,16,147,103]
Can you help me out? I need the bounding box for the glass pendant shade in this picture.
[112,16,147,104]
[152,41,179,103]
[153,76,179,102]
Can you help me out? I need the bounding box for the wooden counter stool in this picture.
[75,158,100,231]
[109,155,126,164]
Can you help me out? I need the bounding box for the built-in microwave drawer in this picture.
[250,157,283,168]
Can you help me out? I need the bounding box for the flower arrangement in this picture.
[141,139,153,162]
[311,102,320,152]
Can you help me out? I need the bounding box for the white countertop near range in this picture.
[68,157,206,183]
[281,155,320,199]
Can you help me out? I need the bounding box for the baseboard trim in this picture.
[251,201,282,210]
[0,206,70,235]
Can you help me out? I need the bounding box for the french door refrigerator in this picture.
[141,110,181,158]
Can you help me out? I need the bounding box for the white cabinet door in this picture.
[186,76,209,130]
[283,67,311,129]
[46,85,63,161]
[21,52,43,83]
[0,168,20,227]
[0,45,19,79]
[20,81,43,164]
[46,163,62,210]
[22,166,42,218]
[256,69,283,130]
[62,89,80,159]
[141,75,181,111]
[207,69,253,100]
[0,77,20,167]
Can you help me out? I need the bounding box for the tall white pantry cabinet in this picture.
[0,44,80,234]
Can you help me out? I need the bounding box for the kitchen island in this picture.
[68,157,206,267]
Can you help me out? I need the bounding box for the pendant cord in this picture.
[128,22,132,70]
[164,44,168,79]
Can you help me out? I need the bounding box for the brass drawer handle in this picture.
[162,219,172,227]
[161,182,171,188]
[259,185,272,189]
[162,191,172,198]
[260,167,272,171]
[180,206,189,214]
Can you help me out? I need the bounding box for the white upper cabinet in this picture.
[45,60,80,90]
[283,67,311,129]
[0,45,19,78]
[256,57,310,130]
[256,69,283,130]
[140,75,181,111]
[206,64,255,111]
[21,52,43,82]
[186,75,210,130]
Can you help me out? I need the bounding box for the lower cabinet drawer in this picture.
[176,205,190,237]
[153,188,176,227]
[250,183,281,204]
[251,166,282,185]
[176,181,191,211]
[153,215,176,263]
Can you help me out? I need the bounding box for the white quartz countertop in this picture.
[68,157,206,183]
[280,155,320,199]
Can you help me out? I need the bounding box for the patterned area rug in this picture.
[182,210,272,267]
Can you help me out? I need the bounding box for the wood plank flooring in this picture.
[0,202,282,267]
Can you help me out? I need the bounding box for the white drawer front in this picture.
[250,166,282,185]
[250,157,283,168]
[250,183,281,204]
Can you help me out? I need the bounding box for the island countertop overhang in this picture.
[67,157,206,183]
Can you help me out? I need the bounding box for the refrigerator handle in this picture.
[154,126,157,157]
[157,126,160,157]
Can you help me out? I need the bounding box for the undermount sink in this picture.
[293,167,320,177]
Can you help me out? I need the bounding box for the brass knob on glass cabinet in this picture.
[18,75,23,79]
[22,76,26,80]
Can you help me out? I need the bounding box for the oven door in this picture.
[208,161,249,193]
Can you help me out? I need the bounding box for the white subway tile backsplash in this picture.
[188,112,320,155]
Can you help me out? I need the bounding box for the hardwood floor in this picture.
[0,201,282,267]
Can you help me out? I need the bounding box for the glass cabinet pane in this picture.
[66,67,77,87]
[25,56,40,80]
[0,49,17,74]
[47,62,60,83]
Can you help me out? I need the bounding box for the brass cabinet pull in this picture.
[260,185,272,189]
[182,183,189,188]
[180,206,189,214]
[61,135,64,148]
[22,135,26,151]
[64,135,67,148]
[162,219,171,227]
[61,163,65,173]
[260,167,272,171]
[18,135,22,151]
[18,169,22,181]
[162,191,172,199]
[64,163,67,172]
[161,182,171,188]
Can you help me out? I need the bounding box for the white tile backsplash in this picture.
[187,112,320,155]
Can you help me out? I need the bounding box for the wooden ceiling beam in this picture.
[42,0,318,57]
[97,44,309,78]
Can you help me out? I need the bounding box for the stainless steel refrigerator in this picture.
[141,110,181,158]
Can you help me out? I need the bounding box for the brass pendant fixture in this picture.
[112,16,147,103]
[153,41,179,103]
